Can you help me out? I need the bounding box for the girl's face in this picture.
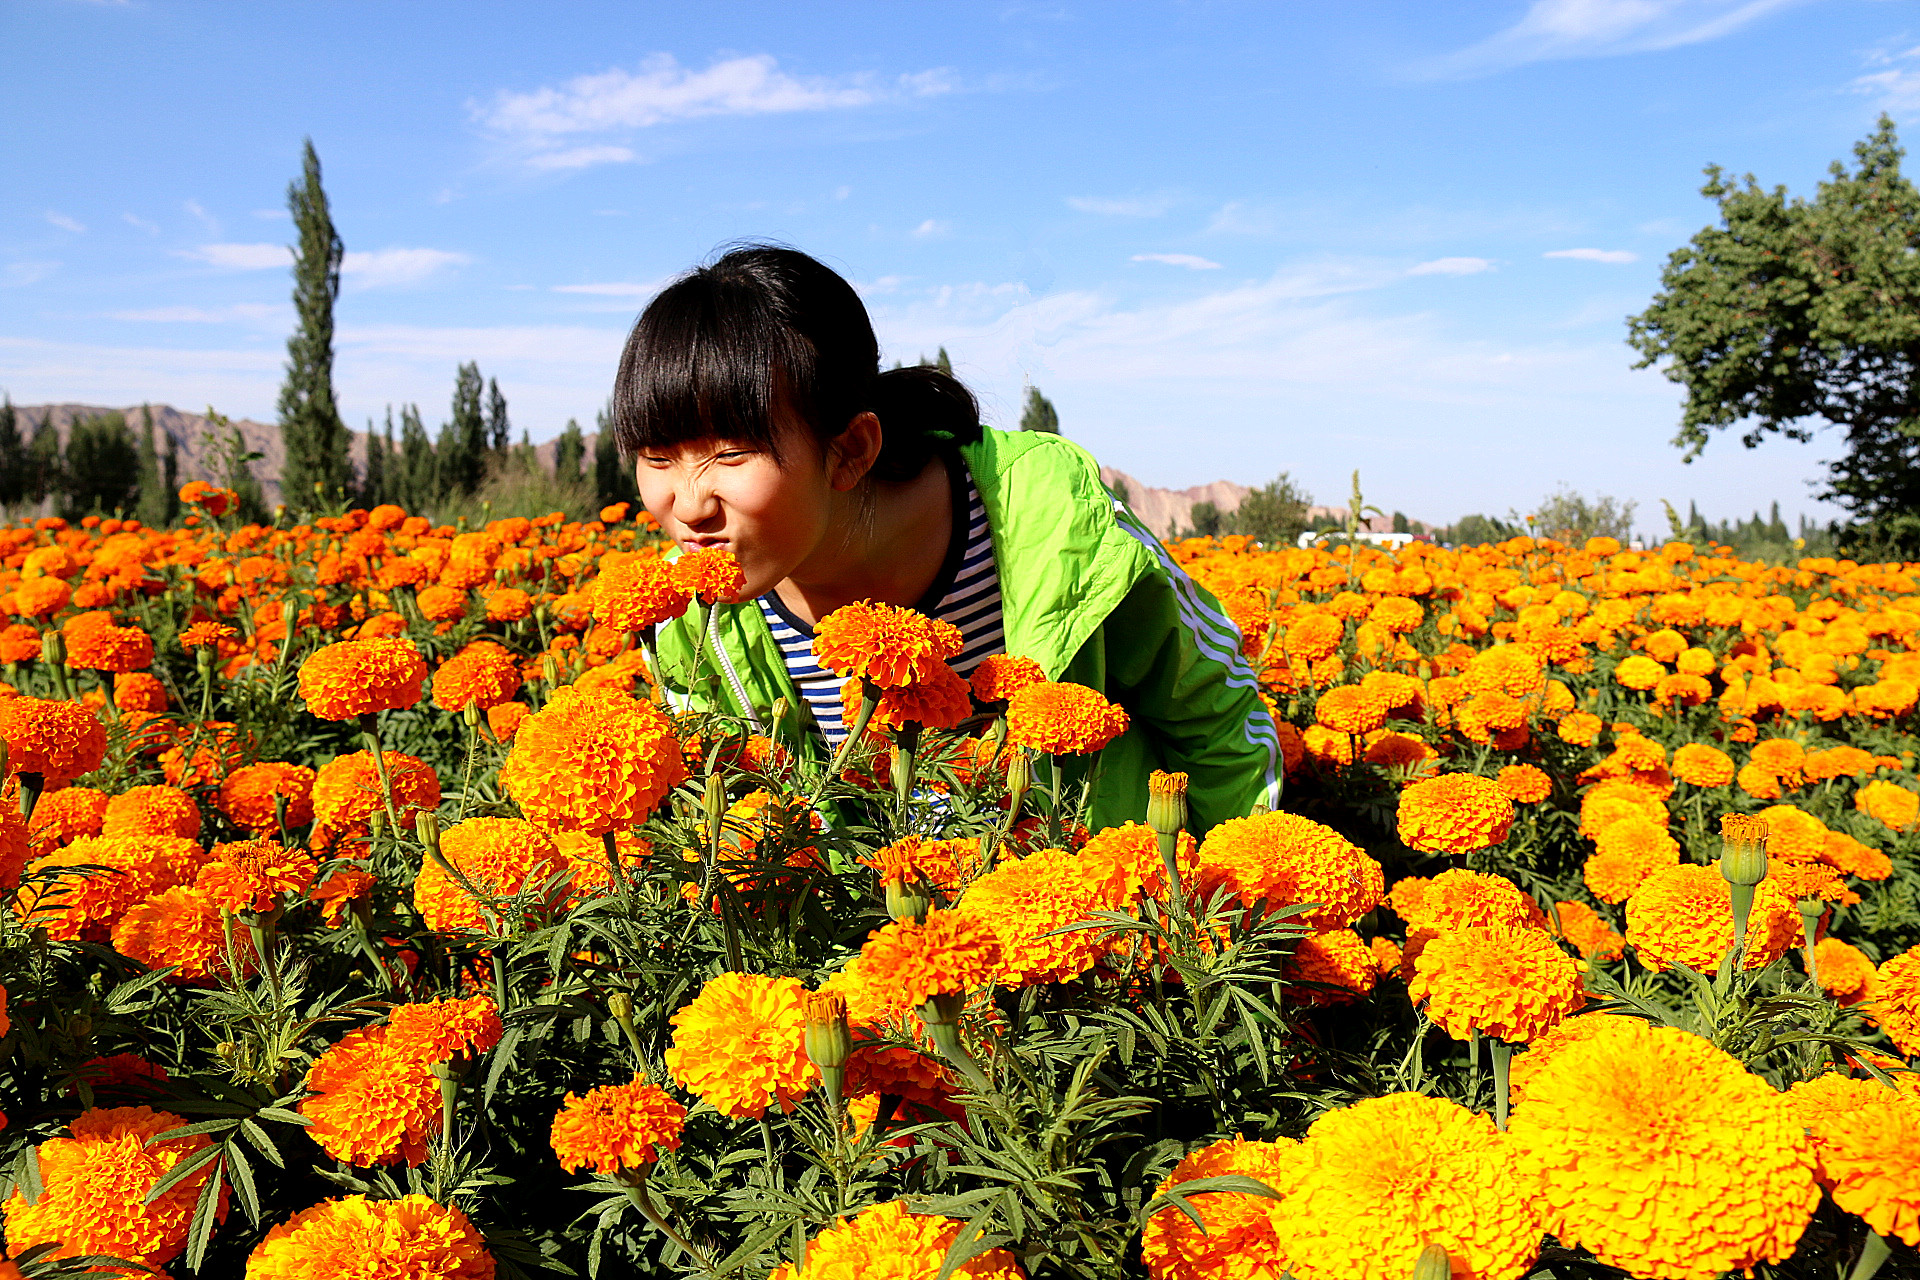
[633,424,848,600]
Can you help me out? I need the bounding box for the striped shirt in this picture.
[758,458,1005,743]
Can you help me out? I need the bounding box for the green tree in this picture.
[204,410,268,522]
[0,398,23,509]
[1020,385,1061,434]
[1442,513,1519,547]
[25,412,61,505]
[396,404,438,512]
[593,404,637,510]
[486,378,510,455]
[134,404,173,527]
[1530,487,1637,544]
[63,411,139,517]
[1627,115,1920,554]
[1187,501,1225,537]
[277,138,351,508]
[361,412,391,507]
[1232,472,1313,545]
[553,418,586,483]
[439,362,487,498]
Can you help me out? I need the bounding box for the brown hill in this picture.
[1101,468,1250,539]
[19,403,289,506]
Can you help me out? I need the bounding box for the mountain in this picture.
[18,403,289,506]
[1101,468,1250,538]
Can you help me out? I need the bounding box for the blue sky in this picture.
[4,0,1916,532]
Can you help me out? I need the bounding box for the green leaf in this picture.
[144,1143,221,1205]
[185,1162,225,1271]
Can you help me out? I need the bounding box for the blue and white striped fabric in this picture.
[759,464,1005,744]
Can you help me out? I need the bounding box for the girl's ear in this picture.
[828,412,883,492]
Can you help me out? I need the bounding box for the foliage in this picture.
[276,139,351,505]
[1527,486,1637,545]
[60,411,138,520]
[1183,473,1312,546]
[1019,386,1060,435]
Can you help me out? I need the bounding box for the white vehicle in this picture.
[1296,530,1420,550]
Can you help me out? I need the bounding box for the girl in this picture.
[613,244,1278,834]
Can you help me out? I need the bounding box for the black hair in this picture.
[611,243,982,484]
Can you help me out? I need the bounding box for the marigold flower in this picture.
[1285,929,1378,1007]
[1464,644,1544,697]
[1313,684,1387,735]
[969,653,1046,702]
[1508,1019,1817,1280]
[550,1073,688,1174]
[484,587,533,623]
[113,670,168,713]
[432,641,524,713]
[300,1024,441,1166]
[310,749,440,844]
[664,972,818,1119]
[1396,773,1515,855]
[1549,900,1625,962]
[64,619,153,673]
[1614,654,1665,690]
[0,696,106,785]
[414,817,566,932]
[1671,743,1735,788]
[591,556,692,631]
[178,621,236,650]
[1075,821,1196,905]
[1,1105,227,1272]
[670,546,745,604]
[1784,1075,1920,1247]
[1857,779,1920,832]
[1194,811,1383,929]
[415,584,468,622]
[1813,937,1878,1005]
[20,833,202,941]
[158,720,246,788]
[861,834,985,898]
[1749,738,1806,784]
[853,909,1005,1013]
[959,847,1108,986]
[386,995,504,1065]
[487,701,530,742]
[217,761,318,834]
[841,666,974,733]
[195,838,320,913]
[27,783,108,847]
[1555,710,1602,746]
[1389,869,1549,935]
[1874,945,1920,1055]
[1805,745,1878,781]
[113,884,254,981]
[0,798,26,890]
[767,1199,1023,1280]
[1268,1092,1541,1280]
[813,600,963,689]
[245,1194,495,1280]
[297,636,429,720]
[1582,816,1681,903]
[1495,763,1550,804]
[1409,924,1583,1043]
[1005,681,1128,755]
[1141,1136,1303,1280]
[1626,863,1797,972]
[102,783,201,839]
[499,685,685,835]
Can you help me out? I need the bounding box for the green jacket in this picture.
[653,427,1280,833]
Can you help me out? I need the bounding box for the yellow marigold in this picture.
[1283,612,1344,662]
[414,817,566,933]
[1654,672,1713,706]
[245,1194,495,1280]
[432,641,525,713]
[549,1073,688,1174]
[102,783,201,839]
[386,995,505,1065]
[1368,595,1424,633]
[591,556,692,631]
[1548,900,1625,961]
[217,761,317,834]
[1626,863,1797,972]
[27,783,108,847]
[1613,654,1666,690]
[1671,743,1735,788]
[1496,763,1550,804]
[1194,812,1384,930]
[959,848,1109,986]
[1856,678,1920,718]
[1509,1019,1817,1280]
[1578,778,1668,839]
[299,1024,441,1166]
[1676,645,1716,676]
[1409,924,1583,1043]
[1874,945,1920,1055]
[853,909,1005,1013]
[1737,761,1783,800]
[767,1199,1024,1280]
[1005,681,1129,755]
[1313,684,1387,735]
[968,653,1046,702]
[499,684,687,836]
[2,1105,226,1273]
[0,696,106,785]
[1141,1136,1303,1280]
[310,749,440,843]
[1268,1092,1541,1280]
[297,636,428,720]
[64,619,154,673]
[1784,1075,1920,1247]
[1396,773,1515,855]
[1369,935,1403,978]
[1857,779,1920,832]
[113,884,254,981]
[670,546,746,604]
[1813,937,1878,1005]
[1284,929,1378,1007]
[1582,816,1680,904]
[664,972,817,1119]
[1805,745,1878,781]
[20,833,202,942]
[1464,644,1544,697]
[1555,710,1602,747]
[1506,1012,1646,1107]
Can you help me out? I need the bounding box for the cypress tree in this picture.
[135,404,169,527]
[554,418,586,483]
[26,411,61,504]
[439,362,486,497]
[486,378,510,455]
[1019,385,1060,434]
[398,404,437,511]
[277,139,350,509]
[0,398,23,509]
[362,412,390,507]
[593,404,637,509]
[161,432,180,523]
[64,411,139,517]
[935,346,952,376]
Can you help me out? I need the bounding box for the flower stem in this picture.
[1489,1038,1512,1131]
[1848,1231,1893,1280]
[358,713,401,832]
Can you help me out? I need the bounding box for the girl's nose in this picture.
[674,477,721,529]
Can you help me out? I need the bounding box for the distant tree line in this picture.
[0,400,196,525]
[1179,473,1315,545]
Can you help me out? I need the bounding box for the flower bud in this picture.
[1410,1244,1452,1280]
[803,991,852,1071]
[462,701,481,730]
[541,654,560,687]
[281,597,299,635]
[215,1040,237,1061]
[703,773,726,844]
[885,874,935,926]
[41,630,65,666]
[1147,770,1189,837]
[1004,747,1032,807]
[1719,813,1769,887]
[918,990,967,1027]
[608,990,634,1023]
[770,696,790,729]
[414,809,441,856]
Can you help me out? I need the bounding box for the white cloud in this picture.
[251,208,289,220]
[178,242,291,270]
[1409,256,1496,275]
[108,303,282,324]
[1421,0,1805,78]
[1131,253,1222,270]
[912,219,951,238]
[174,243,468,287]
[183,199,220,235]
[551,281,661,296]
[1852,44,1920,115]
[473,53,956,170]
[3,262,59,288]
[1205,201,1274,236]
[1068,193,1176,218]
[45,211,86,234]
[123,213,159,235]
[1545,247,1639,263]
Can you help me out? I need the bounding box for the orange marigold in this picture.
[549,1073,688,1174]
[387,995,504,1065]
[432,640,525,712]
[670,546,746,604]
[1313,685,1387,735]
[1671,742,1735,788]
[245,1194,495,1280]
[64,620,153,673]
[178,621,235,650]
[196,838,320,913]
[499,684,687,836]
[415,584,468,622]
[1194,811,1384,930]
[591,556,691,631]
[216,761,317,834]
[1556,710,1602,746]
[414,817,566,932]
[102,783,201,839]
[1750,738,1807,783]
[310,749,440,843]
[19,834,201,942]
[1857,779,1920,832]
[1874,945,1920,1055]
[1582,816,1680,904]
[1626,863,1798,972]
[959,848,1107,986]
[1005,681,1128,755]
[1141,1136,1303,1280]
[813,600,963,689]
[1268,1092,1541,1280]
[1784,1074,1920,1247]
[27,784,108,847]
[767,1199,1023,1280]
[0,696,106,785]
[1409,924,1583,1044]
[113,670,169,713]
[1549,900,1625,962]
[1284,929,1378,1007]
[853,909,1005,1013]
[1495,763,1551,804]
[487,701,530,742]
[664,972,817,1119]
[113,884,255,981]
[1389,869,1549,935]
[1508,1019,1817,1280]
[841,666,974,733]
[2,1106,227,1273]
[297,636,429,720]
[1613,654,1665,690]
[1813,937,1878,1005]
[1396,773,1515,855]
[300,1024,441,1166]
[968,653,1046,702]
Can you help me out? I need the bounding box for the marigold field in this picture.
[1,489,1920,1280]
